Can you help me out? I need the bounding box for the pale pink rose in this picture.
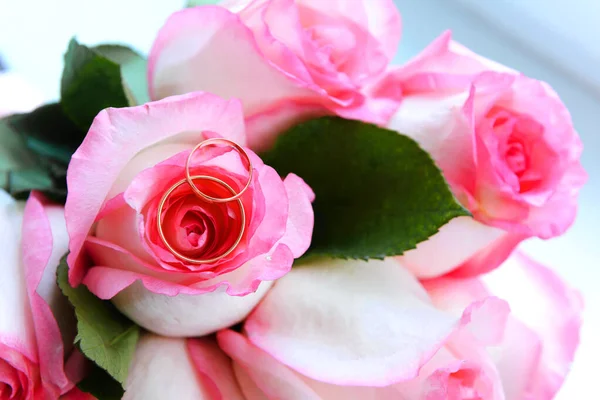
[124,334,245,400]
[215,257,509,398]
[422,252,582,399]
[0,72,43,117]
[148,0,401,150]
[383,31,586,278]
[216,254,580,399]
[65,92,314,336]
[0,191,88,399]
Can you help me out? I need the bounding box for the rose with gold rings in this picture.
[156,139,253,264]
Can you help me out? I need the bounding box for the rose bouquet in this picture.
[0,0,586,399]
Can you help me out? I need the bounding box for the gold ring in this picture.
[185,138,253,203]
[156,175,246,264]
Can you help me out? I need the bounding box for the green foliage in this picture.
[94,44,149,105]
[77,364,124,400]
[261,117,469,260]
[0,39,148,202]
[61,39,131,130]
[0,104,83,201]
[56,257,140,389]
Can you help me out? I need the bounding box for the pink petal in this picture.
[21,193,72,395]
[219,329,402,400]
[400,280,510,399]
[423,252,583,399]
[356,0,401,61]
[148,6,314,113]
[218,329,323,400]
[276,173,314,258]
[186,337,245,399]
[124,334,217,400]
[0,191,37,363]
[399,216,525,279]
[243,258,459,386]
[375,31,512,97]
[487,317,543,400]
[66,92,245,287]
[386,87,478,194]
[244,101,326,152]
[482,252,583,399]
[110,279,273,337]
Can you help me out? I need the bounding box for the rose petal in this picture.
[244,257,459,386]
[423,252,582,399]
[66,92,245,286]
[124,334,216,400]
[278,173,315,258]
[186,337,245,399]
[148,6,314,112]
[0,191,37,362]
[21,193,73,395]
[111,280,273,337]
[399,216,525,279]
[483,252,583,399]
[219,329,402,400]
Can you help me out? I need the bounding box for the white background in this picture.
[1,0,598,398]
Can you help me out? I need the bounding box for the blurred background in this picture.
[0,0,597,397]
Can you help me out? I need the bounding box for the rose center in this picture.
[181,211,209,249]
[448,368,484,399]
[185,224,205,247]
[505,140,527,177]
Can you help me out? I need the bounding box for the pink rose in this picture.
[148,0,401,150]
[422,252,582,399]
[65,92,314,336]
[383,32,586,278]
[0,191,87,399]
[0,73,44,117]
[216,254,580,399]
[124,334,245,400]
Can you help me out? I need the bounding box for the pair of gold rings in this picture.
[156,138,253,264]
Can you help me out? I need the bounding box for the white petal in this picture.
[112,280,273,337]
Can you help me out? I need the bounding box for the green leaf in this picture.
[77,363,124,400]
[187,0,220,6]
[56,256,140,385]
[8,103,84,164]
[0,103,85,201]
[61,39,130,130]
[261,117,470,260]
[94,44,150,105]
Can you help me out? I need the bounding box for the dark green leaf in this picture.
[0,104,84,201]
[57,256,140,385]
[8,103,84,164]
[261,117,470,260]
[61,39,130,130]
[77,363,124,400]
[94,45,150,105]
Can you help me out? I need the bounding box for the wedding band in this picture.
[185,138,253,203]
